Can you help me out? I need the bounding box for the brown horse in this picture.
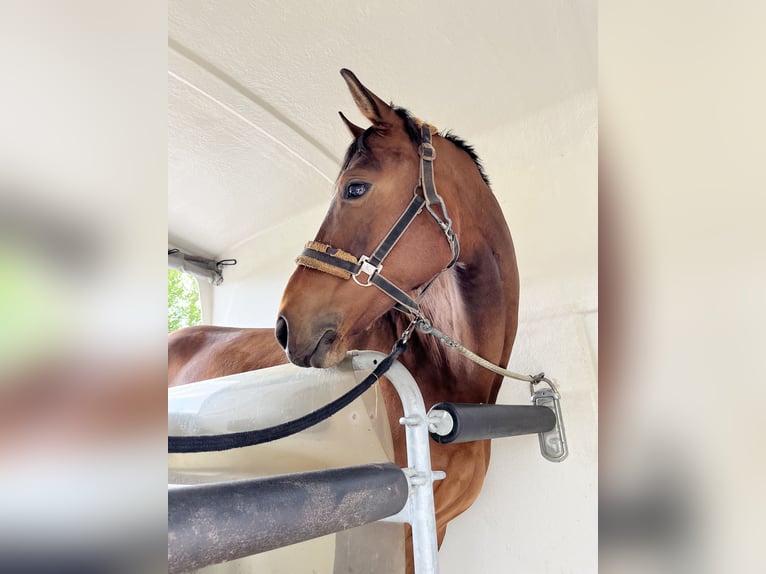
[169,69,519,569]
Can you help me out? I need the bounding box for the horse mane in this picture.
[341,105,492,190]
[438,130,492,189]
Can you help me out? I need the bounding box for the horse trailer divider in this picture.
[168,350,563,573]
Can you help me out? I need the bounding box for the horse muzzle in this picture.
[275,314,343,368]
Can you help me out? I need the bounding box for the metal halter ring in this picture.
[352,255,382,287]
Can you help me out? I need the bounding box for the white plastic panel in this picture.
[169,358,395,483]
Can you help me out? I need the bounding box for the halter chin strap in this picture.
[296,124,460,317]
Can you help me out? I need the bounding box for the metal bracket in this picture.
[530,379,569,462]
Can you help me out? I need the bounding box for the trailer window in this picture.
[168,268,202,333]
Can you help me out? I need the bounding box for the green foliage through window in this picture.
[168,268,202,333]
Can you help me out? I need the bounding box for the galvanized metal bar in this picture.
[351,351,442,574]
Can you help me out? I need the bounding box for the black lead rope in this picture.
[168,340,407,454]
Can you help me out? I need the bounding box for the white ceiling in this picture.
[168,0,596,259]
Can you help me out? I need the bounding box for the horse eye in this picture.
[344,182,370,199]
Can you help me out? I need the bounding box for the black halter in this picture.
[296,125,460,317]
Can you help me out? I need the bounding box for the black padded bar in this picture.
[428,403,557,444]
[168,463,409,573]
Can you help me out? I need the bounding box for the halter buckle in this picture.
[418,142,436,160]
[353,255,382,287]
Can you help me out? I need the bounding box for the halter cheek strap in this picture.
[296,125,459,317]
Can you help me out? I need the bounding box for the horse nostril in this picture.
[275,316,288,350]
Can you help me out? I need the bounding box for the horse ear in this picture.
[340,68,398,129]
[338,111,365,139]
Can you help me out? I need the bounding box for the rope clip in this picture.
[397,317,420,347]
[415,317,433,334]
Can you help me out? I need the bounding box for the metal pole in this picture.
[352,351,443,574]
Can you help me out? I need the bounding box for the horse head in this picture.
[276,69,459,368]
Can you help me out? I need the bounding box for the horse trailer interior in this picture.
[168,2,597,572]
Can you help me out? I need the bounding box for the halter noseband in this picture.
[296,124,460,317]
